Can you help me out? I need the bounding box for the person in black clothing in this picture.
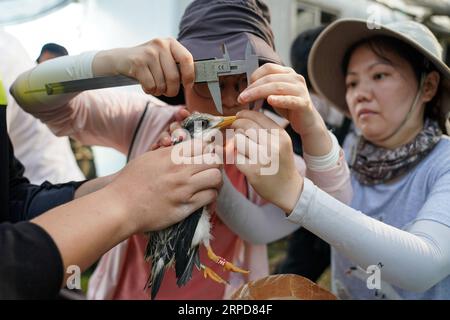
[0,65,222,298]
[273,25,351,281]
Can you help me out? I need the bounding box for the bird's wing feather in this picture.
[174,208,203,284]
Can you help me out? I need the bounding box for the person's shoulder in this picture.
[421,136,450,175]
[430,136,450,159]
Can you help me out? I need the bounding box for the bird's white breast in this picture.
[191,207,213,248]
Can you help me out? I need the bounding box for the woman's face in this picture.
[345,44,425,147]
[184,74,249,116]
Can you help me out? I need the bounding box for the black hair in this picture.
[290,25,327,90]
[342,36,429,82]
[36,43,68,62]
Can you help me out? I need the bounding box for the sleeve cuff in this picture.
[303,131,340,171]
[77,50,99,78]
[286,178,317,225]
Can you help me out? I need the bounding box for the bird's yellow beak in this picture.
[213,116,236,129]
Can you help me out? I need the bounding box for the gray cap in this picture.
[177,0,282,64]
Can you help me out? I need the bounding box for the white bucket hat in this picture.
[308,18,450,133]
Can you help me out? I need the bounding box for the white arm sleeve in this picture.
[215,132,347,245]
[10,51,98,112]
[288,178,450,292]
[303,130,340,171]
[215,173,300,244]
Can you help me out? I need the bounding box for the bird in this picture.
[144,112,249,299]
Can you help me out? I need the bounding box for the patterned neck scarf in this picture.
[351,119,442,185]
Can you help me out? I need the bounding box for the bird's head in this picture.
[182,112,236,138]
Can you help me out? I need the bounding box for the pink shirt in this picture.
[22,88,352,299]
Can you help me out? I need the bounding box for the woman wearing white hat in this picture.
[233,19,450,299]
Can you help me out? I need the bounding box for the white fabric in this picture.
[217,133,347,244]
[288,178,450,292]
[217,132,342,244]
[11,50,98,113]
[216,173,300,244]
[303,130,340,171]
[0,29,84,184]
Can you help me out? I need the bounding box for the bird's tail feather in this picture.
[146,257,166,300]
[175,209,202,281]
[177,247,199,287]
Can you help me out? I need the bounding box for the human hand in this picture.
[151,108,191,150]
[231,110,303,213]
[93,38,194,97]
[238,63,331,156]
[107,140,222,233]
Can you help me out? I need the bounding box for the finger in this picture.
[234,152,256,177]
[190,168,223,193]
[160,51,181,97]
[135,66,156,94]
[267,95,310,111]
[174,108,191,122]
[171,127,189,143]
[235,110,281,130]
[187,189,219,214]
[158,131,172,147]
[151,143,160,151]
[169,121,182,134]
[147,55,166,96]
[170,40,195,87]
[238,82,300,105]
[235,133,271,166]
[249,63,292,84]
[187,154,222,174]
[231,118,263,131]
[175,138,214,157]
[202,128,221,144]
[235,132,258,161]
[231,118,266,145]
[245,73,300,92]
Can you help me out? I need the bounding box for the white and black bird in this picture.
[145,112,248,299]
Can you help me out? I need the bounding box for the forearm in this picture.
[216,174,299,244]
[10,52,147,153]
[303,131,352,204]
[74,173,117,199]
[288,178,450,292]
[92,48,123,76]
[31,186,132,284]
[300,123,332,157]
[10,51,98,114]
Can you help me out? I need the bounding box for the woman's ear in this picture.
[422,71,440,103]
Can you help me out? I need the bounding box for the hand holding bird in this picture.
[145,112,249,299]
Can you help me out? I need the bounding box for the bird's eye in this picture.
[201,119,210,129]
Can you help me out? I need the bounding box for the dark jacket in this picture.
[0,101,84,299]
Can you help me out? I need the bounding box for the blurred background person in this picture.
[36,42,68,63]
[0,30,84,184]
[36,42,97,179]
